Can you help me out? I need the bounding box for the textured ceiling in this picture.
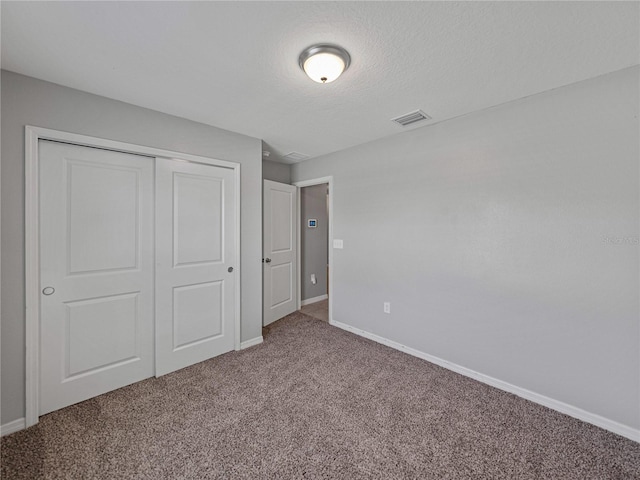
[2,2,639,163]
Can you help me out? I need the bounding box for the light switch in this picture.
[333,239,344,249]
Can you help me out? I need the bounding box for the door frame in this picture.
[292,176,333,323]
[25,126,241,427]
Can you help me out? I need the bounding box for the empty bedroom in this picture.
[1,1,639,478]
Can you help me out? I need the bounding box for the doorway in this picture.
[294,177,333,323]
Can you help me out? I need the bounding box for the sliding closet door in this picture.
[155,158,237,376]
[39,141,154,415]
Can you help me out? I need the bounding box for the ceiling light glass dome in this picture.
[299,44,351,84]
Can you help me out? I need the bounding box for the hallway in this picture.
[299,299,328,322]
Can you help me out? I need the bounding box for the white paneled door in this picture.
[39,141,155,415]
[38,140,237,415]
[263,180,297,326]
[155,158,236,376]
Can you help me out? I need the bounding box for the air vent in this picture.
[283,152,310,162]
[391,109,432,127]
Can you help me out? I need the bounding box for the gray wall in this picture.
[301,184,328,301]
[292,67,640,430]
[1,70,263,424]
[263,159,291,184]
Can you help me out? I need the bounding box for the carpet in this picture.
[2,312,639,479]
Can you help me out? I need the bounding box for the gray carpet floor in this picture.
[2,311,639,479]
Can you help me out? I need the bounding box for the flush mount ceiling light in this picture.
[298,44,351,84]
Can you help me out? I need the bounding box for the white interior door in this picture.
[263,180,297,326]
[155,158,236,376]
[39,140,154,415]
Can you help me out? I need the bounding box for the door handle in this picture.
[42,287,55,296]
[228,267,234,273]
[265,258,272,263]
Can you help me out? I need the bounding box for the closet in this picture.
[38,140,237,415]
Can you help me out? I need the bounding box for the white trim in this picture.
[293,176,334,188]
[25,127,240,169]
[25,126,242,427]
[240,336,264,350]
[1,418,26,437]
[293,177,333,324]
[25,128,40,428]
[233,163,241,351]
[295,187,302,310]
[300,294,328,307]
[329,319,640,443]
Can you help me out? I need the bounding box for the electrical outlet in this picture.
[383,302,391,314]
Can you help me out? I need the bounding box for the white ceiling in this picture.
[2,1,639,164]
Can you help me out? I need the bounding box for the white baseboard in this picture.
[329,319,640,443]
[240,336,263,350]
[301,294,328,307]
[1,418,26,437]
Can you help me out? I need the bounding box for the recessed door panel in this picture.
[39,140,154,416]
[270,263,292,307]
[271,189,293,253]
[67,161,139,275]
[173,281,223,350]
[156,158,236,376]
[174,173,223,266]
[66,293,139,378]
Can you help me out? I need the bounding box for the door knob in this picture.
[265,258,272,263]
[42,287,55,296]
[228,267,234,273]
